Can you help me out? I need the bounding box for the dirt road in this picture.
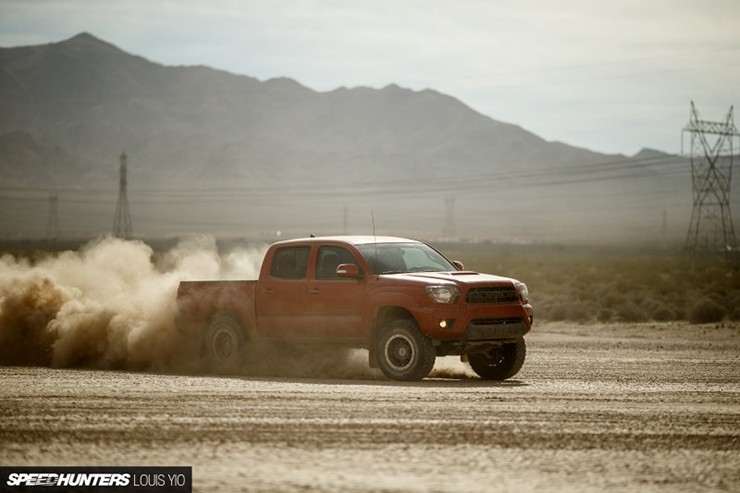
[1,323,738,492]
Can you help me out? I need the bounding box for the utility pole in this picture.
[112,152,133,239]
[443,197,457,239]
[46,192,59,246]
[662,209,667,251]
[682,102,739,260]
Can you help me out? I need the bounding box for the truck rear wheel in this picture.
[376,319,435,381]
[468,338,526,380]
[205,312,246,371]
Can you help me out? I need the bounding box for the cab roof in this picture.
[275,236,420,246]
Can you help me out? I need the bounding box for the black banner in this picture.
[0,467,191,493]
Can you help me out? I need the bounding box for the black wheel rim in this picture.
[211,327,236,359]
[384,334,415,371]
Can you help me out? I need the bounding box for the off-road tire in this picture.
[375,319,436,381]
[205,311,246,372]
[468,338,526,380]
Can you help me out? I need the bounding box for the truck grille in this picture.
[466,287,519,304]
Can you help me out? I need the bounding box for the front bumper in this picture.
[464,318,529,340]
[416,302,533,341]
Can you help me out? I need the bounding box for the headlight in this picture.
[425,285,461,304]
[515,282,529,304]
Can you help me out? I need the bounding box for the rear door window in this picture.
[270,246,310,279]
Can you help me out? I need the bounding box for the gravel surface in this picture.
[1,322,739,492]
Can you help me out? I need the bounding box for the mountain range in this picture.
[0,32,703,244]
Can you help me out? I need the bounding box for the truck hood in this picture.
[381,271,519,287]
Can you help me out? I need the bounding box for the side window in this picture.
[316,246,358,280]
[270,246,310,279]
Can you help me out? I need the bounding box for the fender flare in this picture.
[364,292,423,368]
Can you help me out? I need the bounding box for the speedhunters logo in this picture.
[6,473,129,487]
[0,467,191,492]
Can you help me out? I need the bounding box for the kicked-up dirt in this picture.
[1,322,738,492]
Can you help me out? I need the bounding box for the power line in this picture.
[0,151,689,199]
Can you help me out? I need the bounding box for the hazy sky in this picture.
[1,0,739,156]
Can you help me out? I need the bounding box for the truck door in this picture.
[255,245,310,337]
[305,245,366,341]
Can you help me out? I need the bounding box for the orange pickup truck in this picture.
[176,236,533,381]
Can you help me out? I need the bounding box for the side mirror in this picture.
[337,263,362,279]
[452,260,465,271]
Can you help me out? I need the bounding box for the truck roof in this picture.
[275,235,420,246]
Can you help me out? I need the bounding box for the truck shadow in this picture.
[219,374,529,388]
[187,346,530,387]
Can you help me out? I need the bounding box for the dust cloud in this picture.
[0,236,477,380]
[0,236,264,372]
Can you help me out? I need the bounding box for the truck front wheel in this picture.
[205,312,246,371]
[376,319,436,381]
[468,338,526,380]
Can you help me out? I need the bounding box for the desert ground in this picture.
[1,321,738,492]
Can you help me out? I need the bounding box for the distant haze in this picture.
[0,33,732,245]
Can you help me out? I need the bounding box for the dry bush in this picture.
[566,301,595,323]
[596,308,614,322]
[650,305,677,322]
[688,299,727,324]
[616,304,650,323]
[538,300,568,321]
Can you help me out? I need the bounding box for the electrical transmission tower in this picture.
[112,152,133,239]
[682,102,739,259]
[46,192,59,245]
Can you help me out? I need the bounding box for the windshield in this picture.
[357,243,457,274]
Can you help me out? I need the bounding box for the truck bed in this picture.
[176,280,257,337]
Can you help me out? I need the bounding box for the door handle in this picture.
[308,288,321,294]
[264,287,274,294]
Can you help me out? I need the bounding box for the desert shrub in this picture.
[596,308,614,322]
[566,302,594,323]
[651,305,677,322]
[688,299,727,324]
[542,303,568,321]
[616,304,649,323]
[708,293,733,313]
[731,292,740,312]
[601,291,625,310]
